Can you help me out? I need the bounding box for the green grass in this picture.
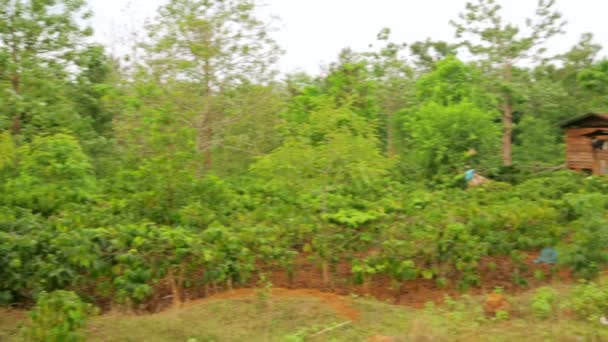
[1,286,607,342]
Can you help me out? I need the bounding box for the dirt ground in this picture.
[144,250,572,313]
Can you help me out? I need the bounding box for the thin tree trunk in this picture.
[203,111,213,170]
[502,97,513,166]
[386,111,395,157]
[322,261,330,285]
[361,278,370,295]
[196,54,214,176]
[169,270,183,308]
[195,102,214,176]
[10,100,21,135]
[9,22,21,135]
[227,277,233,291]
[502,63,514,166]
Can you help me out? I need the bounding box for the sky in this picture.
[89,0,608,74]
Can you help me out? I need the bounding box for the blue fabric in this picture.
[465,169,476,182]
[534,248,558,264]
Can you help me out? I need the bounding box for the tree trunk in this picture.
[227,277,233,291]
[386,111,395,157]
[502,97,513,166]
[203,111,213,170]
[502,63,514,166]
[361,278,370,295]
[9,22,21,136]
[195,103,214,177]
[196,54,214,176]
[322,262,330,285]
[169,270,183,308]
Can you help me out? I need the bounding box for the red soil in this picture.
[146,251,573,313]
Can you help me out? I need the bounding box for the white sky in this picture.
[89,0,608,74]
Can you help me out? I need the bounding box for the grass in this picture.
[1,285,607,341]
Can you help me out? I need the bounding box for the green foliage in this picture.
[0,131,16,170]
[578,59,608,105]
[531,286,557,320]
[142,0,282,172]
[323,209,382,228]
[324,49,380,120]
[0,0,97,138]
[2,0,608,319]
[494,309,510,321]
[252,98,391,197]
[4,133,96,214]
[515,116,563,166]
[562,281,608,322]
[404,100,500,180]
[25,290,97,342]
[559,216,608,279]
[415,56,490,108]
[451,0,566,166]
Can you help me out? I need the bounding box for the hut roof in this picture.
[560,113,608,128]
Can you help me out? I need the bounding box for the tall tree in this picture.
[451,0,565,166]
[409,39,456,72]
[404,57,500,180]
[143,0,281,174]
[365,28,415,157]
[577,59,608,110]
[0,0,93,135]
[323,48,379,120]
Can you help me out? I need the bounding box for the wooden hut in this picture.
[561,113,608,175]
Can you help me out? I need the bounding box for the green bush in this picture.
[562,281,608,322]
[4,134,97,215]
[24,290,98,342]
[531,286,557,320]
[559,216,608,279]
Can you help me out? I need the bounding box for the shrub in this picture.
[531,286,557,320]
[24,290,98,342]
[559,216,608,279]
[562,281,608,322]
[4,134,97,215]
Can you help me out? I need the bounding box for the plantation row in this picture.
[2,153,607,308]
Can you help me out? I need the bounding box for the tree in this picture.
[404,101,500,180]
[560,33,602,93]
[451,0,566,166]
[72,45,116,137]
[213,84,285,174]
[251,97,391,284]
[515,116,562,167]
[323,48,380,121]
[4,133,97,215]
[0,0,93,135]
[252,98,390,195]
[409,39,457,72]
[415,56,492,108]
[577,59,608,110]
[403,57,500,180]
[110,72,198,224]
[143,0,281,174]
[365,28,415,157]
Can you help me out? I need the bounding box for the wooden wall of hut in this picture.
[565,128,608,174]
